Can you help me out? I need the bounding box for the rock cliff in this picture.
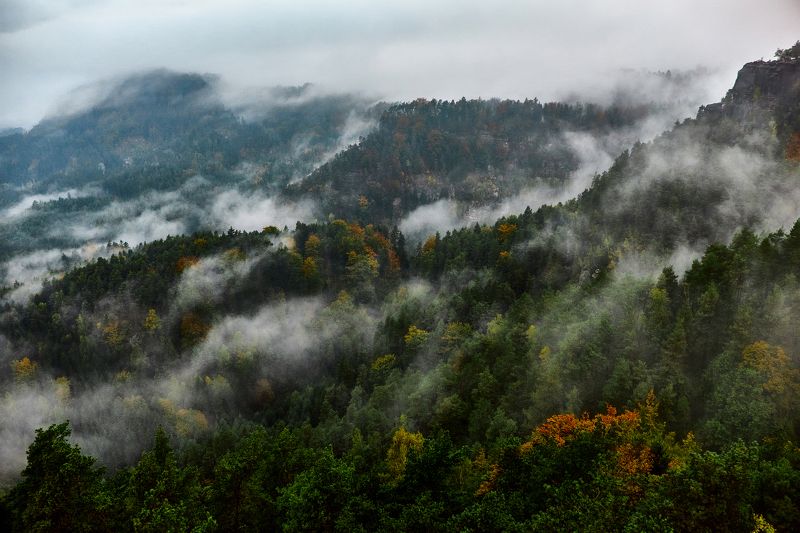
[728,58,800,107]
[698,57,800,126]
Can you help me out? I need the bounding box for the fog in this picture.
[1,189,91,217]
[0,178,318,302]
[0,263,379,480]
[2,0,799,128]
[399,123,669,241]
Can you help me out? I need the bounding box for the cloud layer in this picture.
[2,0,799,128]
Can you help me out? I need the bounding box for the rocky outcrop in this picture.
[727,59,800,107]
[698,58,800,123]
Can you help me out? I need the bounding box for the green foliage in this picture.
[5,423,110,532]
[276,448,356,532]
[128,428,214,532]
[775,41,800,61]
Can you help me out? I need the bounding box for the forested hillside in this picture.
[289,97,655,226]
[1,46,800,531]
[0,72,376,193]
[0,71,378,265]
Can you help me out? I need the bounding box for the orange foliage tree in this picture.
[180,312,211,346]
[786,132,800,161]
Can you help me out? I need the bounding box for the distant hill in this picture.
[289,97,673,226]
[0,70,377,196]
[0,70,378,262]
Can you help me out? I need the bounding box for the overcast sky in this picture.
[1,0,799,128]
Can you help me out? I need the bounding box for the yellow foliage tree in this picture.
[497,223,517,242]
[741,341,797,395]
[741,341,800,418]
[371,354,396,371]
[304,233,322,258]
[753,514,777,533]
[223,247,246,262]
[175,408,209,437]
[441,322,472,349]
[538,345,551,363]
[11,356,38,382]
[103,320,124,347]
[143,308,161,331]
[386,424,424,480]
[301,256,318,279]
[404,325,429,349]
[159,398,209,437]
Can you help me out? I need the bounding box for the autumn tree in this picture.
[11,356,38,383]
[386,423,425,481]
[403,325,430,350]
[143,309,161,331]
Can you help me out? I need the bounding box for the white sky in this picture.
[1,0,799,128]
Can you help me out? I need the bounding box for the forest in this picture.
[0,45,799,531]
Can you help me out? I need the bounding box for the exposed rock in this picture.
[697,57,800,128]
[727,59,800,107]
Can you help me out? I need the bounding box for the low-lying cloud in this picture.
[399,125,655,241]
[1,243,115,304]
[0,175,319,303]
[0,288,377,480]
[3,0,800,128]
[173,251,267,311]
[210,189,316,233]
[1,188,91,217]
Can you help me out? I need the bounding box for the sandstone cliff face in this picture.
[698,58,800,125]
[728,59,800,107]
